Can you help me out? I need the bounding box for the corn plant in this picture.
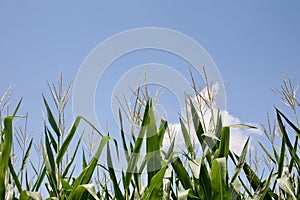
[0,100,21,198]
[227,73,300,200]
[0,88,41,199]
[100,72,237,199]
[0,70,299,199]
[40,73,111,199]
[3,73,112,199]
[105,82,171,199]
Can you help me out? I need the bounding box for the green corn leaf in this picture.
[243,162,262,191]
[218,127,230,158]
[238,175,252,197]
[146,101,161,184]
[41,145,57,195]
[32,166,46,192]
[142,167,167,200]
[276,109,300,170]
[217,157,228,184]
[157,119,168,148]
[42,94,60,137]
[276,108,299,173]
[229,124,257,129]
[20,190,42,200]
[260,171,273,200]
[67,166,76,184]
[278,136,286,178]
[107,142,125,200]
[210,159,231,200]
[138,152,154,174]
[190,99,205,144]
[136,173,144,195]
[165,135,176,160]
[20,138,33,173]
[119,109,129,161]
[61,178,72,191]
[231,138,249,183]
[1,117,13,166]
[242,162,275,199]
[258,141,276,164]
[133,173,142,197]
[56,116,82,163]
[199,159,212,199]
[43,126,57,188]
[46,127,57,153]
[72,136,110,188]
[82,149,87,170]
[12,97,23,117]
[67,184,100,200]
[25,170,30,191]
[179,117,193,153]
[272,143,280,164]
[171,157,193,190]
[0,116,13,197]
[276,108,300,137]
[252,170,273,200]
[290,137,299,174]
[62,137,81,178]
[215,112,223,139]
[9,158,22,193]
[124,101,150,190]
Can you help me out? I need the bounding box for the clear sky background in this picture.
[0,1,300,153]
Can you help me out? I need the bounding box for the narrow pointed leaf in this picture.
[190,99,204,144]
[218,126,230,158]
[119,109,129,161]
[258,141,276,164]
[278,136,286,178]
[72,136,110,188]
[20,139,33,173]
[180,117,193,153]
[199,159,212,199]
[42,95,60,137]
[171,157,193,189]
[124,101,150,190]
[142,167,167,200]
[277,109,300,169]
[12,97,23,116]
[231,138,249,183]
[56,116,81,163]
[210,159,231,200]
[157,119,167,148]
[9,158,22,193]
[67,184,100,200]
[0,117,13,197]
[276,108,300,136]
[107,142,125,200]
[146,101,161,184]
[62,137,81,178]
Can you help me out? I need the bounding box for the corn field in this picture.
[0,72,299,200]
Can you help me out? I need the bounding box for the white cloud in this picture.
[162,84,263,155]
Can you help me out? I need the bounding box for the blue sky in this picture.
[0,1,300,152]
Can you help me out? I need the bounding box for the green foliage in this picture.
[1,71,299,199]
